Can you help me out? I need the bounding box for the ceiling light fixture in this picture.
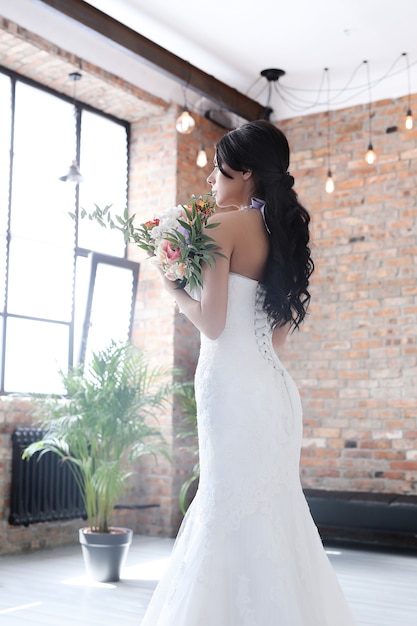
[196,144,208,168]
[402,52,413,130]
[176,107,195,134]
[60,71,84,183]
[59,160,83,183]
[324,68,334,194]
[196,115,208,168]
[364,60,376,165]
[176,87,195,134]
[260,68,286,120]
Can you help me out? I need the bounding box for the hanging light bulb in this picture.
[176,85,196,134]
[406,109,414,130]
[60,71,84,183]
[365,143,376,165]
[403,53,413,130]
[324,69,335,194]
[176,107,195,134]
[364,61,376,165]
[196,144,208,168]
[325,169,334,194]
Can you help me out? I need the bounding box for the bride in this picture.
[140,120,358,625]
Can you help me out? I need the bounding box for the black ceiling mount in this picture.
[260,69,286,82]
[260,69,286,120]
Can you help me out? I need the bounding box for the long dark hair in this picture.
[215,119,314,329]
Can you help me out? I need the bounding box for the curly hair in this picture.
[215,120,314,330]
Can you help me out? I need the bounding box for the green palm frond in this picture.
[23,341,173,533]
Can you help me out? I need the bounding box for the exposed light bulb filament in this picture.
[325,170,334,194]
[176,108,195,134]
[406,109,413,130]
[365,143,376,165]
[403,53,414,130]
[196,146,208,168]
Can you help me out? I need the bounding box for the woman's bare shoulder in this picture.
[208,208,257,228]
[208,208,238,223]
[206,209,241,235]
[208,209,269,271]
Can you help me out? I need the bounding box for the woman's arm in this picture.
[161,214,233,339]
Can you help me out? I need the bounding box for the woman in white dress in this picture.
[141,120,358,625]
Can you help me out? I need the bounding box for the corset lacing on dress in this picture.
[254,284,285,376]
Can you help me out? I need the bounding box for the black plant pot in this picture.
[79,527,133,582]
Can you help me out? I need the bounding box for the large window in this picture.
[0,68,138,394]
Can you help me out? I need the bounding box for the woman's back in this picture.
[222,208,270,281]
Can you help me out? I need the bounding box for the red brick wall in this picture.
[126,112,223,536]
[278,98,417,494]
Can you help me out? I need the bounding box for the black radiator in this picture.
[9,428,85,526]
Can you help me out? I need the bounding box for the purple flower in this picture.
[177,224,190,245]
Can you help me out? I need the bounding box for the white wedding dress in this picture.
[141,273,357,625]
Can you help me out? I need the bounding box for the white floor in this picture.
[0,535,416,625]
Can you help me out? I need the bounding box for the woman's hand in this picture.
[161,274,182,292]
[155,264,182,292]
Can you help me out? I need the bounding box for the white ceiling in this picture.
[2,0,417,122]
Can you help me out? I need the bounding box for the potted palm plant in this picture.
[24,341,172,582]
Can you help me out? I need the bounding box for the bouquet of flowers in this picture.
[81,194,223,291]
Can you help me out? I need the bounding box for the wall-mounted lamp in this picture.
[364,61,376,165]
[403,52,413,130]
[60,71,84,183]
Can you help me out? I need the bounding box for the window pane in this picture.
[11,82,77,244]
[5,318,69,394]
[0,74,11,311]
[0,73,11,235]
[83,263,136,365]
[78,111,127,256]
[73,255,91,365]
[8,237,74,320]
[0,234,6,314]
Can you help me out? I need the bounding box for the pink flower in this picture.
[161,240,181,262]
